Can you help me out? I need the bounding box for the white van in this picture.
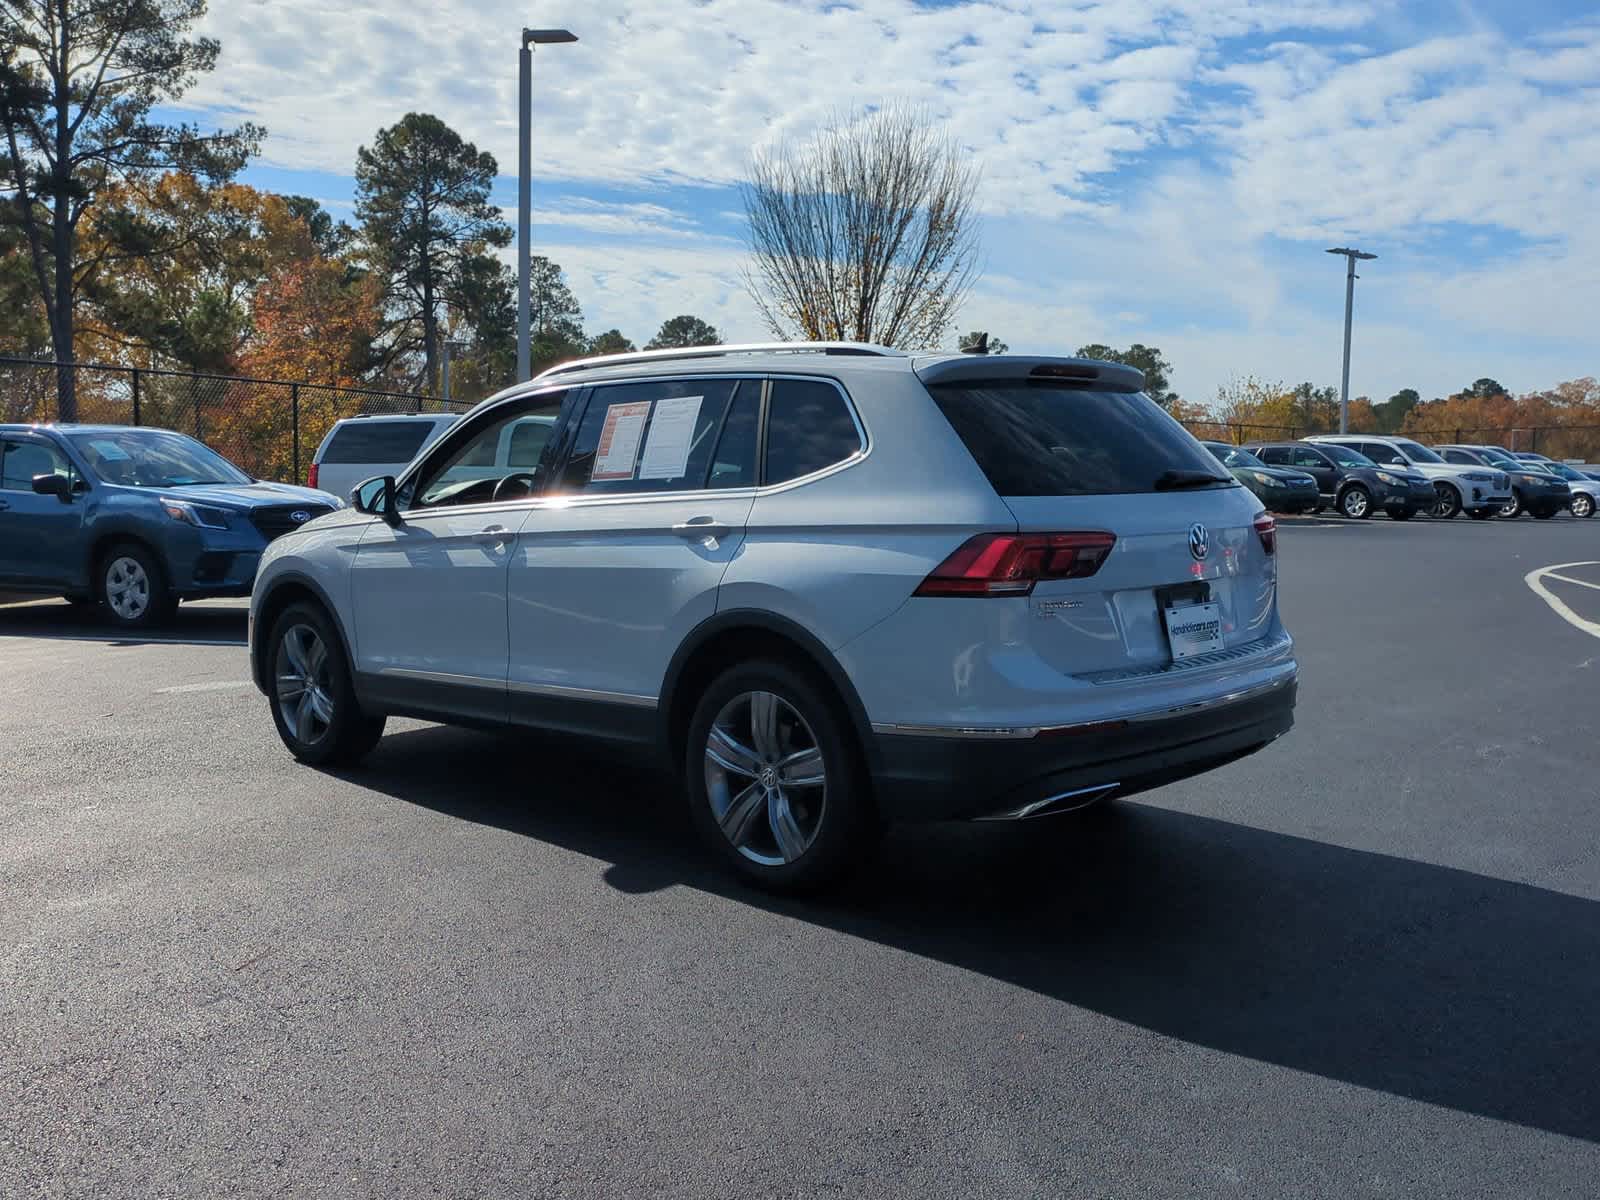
[308,414,459,502]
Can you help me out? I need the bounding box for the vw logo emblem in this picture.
[289,510,311,524]
[1188,522,1210,561]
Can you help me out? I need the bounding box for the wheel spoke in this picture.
[307,688,334,724]
[718,782,767,847]
[777,746,824,788]
[304,636,327,682]
[767,790,808,862]
[294,692,317,743]
[706,726,762,778]
[749,691,782,759]
[283,628,310,676]
[276,673,306,702]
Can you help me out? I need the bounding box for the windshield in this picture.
[1547,463,1583,480]
[1206,443,1266,469]
[1394,440,1443,464]
[1326,446,1375,467]
[68,430,251,487]
[1477,449,1521,467]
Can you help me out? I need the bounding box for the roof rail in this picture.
[535,341,907,379]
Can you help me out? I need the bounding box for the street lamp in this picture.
[1326,246,1376,434]
[518,27,578,383]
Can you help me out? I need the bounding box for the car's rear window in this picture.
[321,420,440,465]
[929,382,1228,496]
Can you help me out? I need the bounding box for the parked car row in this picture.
[1201,432,1597,522]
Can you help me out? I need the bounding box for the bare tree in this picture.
[741,106,980,349]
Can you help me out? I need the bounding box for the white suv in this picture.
[308,413,459,503]
[250,343,1298,890]
[1305,435,1509,518]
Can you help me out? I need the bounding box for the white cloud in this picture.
[176,0,1599,405]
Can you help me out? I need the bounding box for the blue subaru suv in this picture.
[0,424,337,628]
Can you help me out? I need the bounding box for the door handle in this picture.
[473,524,514,546]
[672,516,732,540]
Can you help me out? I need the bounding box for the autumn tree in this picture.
[742,104,980,348]
[355,113,510,392]
[645,314,720,350]
[0,0,260,418]
[1077,343,1177,408]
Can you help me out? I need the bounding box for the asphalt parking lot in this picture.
[3,515,1598,1198]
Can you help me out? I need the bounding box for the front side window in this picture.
[66,430,249,487]
[764,378,864,486]
[1442,449,1475,465]
[558,378,744,496]
[1292,448,1328,468]
[1,439,75,492]
[407,392,566,509]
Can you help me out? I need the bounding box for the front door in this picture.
[0,436,88,589]
[506,376,761,740]
[348,389,572,725]
[1290,446,1337,495]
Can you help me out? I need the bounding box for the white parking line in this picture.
[154,680,256,694]
[1524,561,1600,640]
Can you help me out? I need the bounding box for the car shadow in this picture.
[0,598,248,646]
[343,724,1599,1144]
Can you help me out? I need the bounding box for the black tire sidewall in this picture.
[99,541,174,628]
[266,602,381,766]
[683,658,870,892]
[1433,485,1461,519]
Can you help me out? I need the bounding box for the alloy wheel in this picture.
[1431,484,1461,519]
[704,691,827,866]
[1342,488,1369,518]
[275,623,335,747]
[105,556,150,621]
[1573,494,1595,518]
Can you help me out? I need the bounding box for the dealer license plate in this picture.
[1164,602,1225,660]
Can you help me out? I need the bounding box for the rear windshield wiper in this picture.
[1154,469,1232,491]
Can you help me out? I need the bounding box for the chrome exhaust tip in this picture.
[976,782,1120,821]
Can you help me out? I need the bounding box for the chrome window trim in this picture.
[870,671,1295,740]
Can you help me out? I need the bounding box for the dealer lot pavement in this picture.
[3,516,1598,1198]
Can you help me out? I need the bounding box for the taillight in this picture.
[307,463,319,490]
[1254,513,1276,556]
[914,532,1116,598]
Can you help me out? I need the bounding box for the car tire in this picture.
[1467,507,1494,520]
[1500,490,1524,519]
[98,541,177,628]
[266,602,386,767]
[1572,494,1596,519]
[1431,483,1462,520]
[685,658,874,893]
[1339,485,1372,519]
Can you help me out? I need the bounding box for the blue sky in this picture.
[175,0,1600,405]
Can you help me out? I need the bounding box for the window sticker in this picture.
[592,401,651,480]
[637,395,704,481]
[88,439,132,461]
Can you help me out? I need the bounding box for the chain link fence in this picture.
[1,358,476,484]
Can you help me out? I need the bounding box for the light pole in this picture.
[1326,246,1376,434]
[518,27,577,383]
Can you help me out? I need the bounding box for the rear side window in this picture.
[559,378,744,495]
[321,420,439,465]
[764,379,862,485]
[929,382,1226,496]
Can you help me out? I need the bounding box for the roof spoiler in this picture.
[914,355,1146,393]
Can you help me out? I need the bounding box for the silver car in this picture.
[249,343,1297,890]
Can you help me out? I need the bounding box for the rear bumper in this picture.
[870,671,1297,822]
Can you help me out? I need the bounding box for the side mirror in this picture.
[352,475,400,525]
[31,473,71,502]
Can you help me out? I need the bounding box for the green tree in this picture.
[0,0,261,417]
[587,329,635,356]
[355,113,510,392]
[645,314,721,350]
[1373,387,1419,433]
[958,330,1008,355]
[1075,343,1177,408]
[1287,382,1339,431]
[1465,377,1508,399]
[524,254,585,373]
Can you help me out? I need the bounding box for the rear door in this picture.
[506,376,759,729]
[925,379,1274,676]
